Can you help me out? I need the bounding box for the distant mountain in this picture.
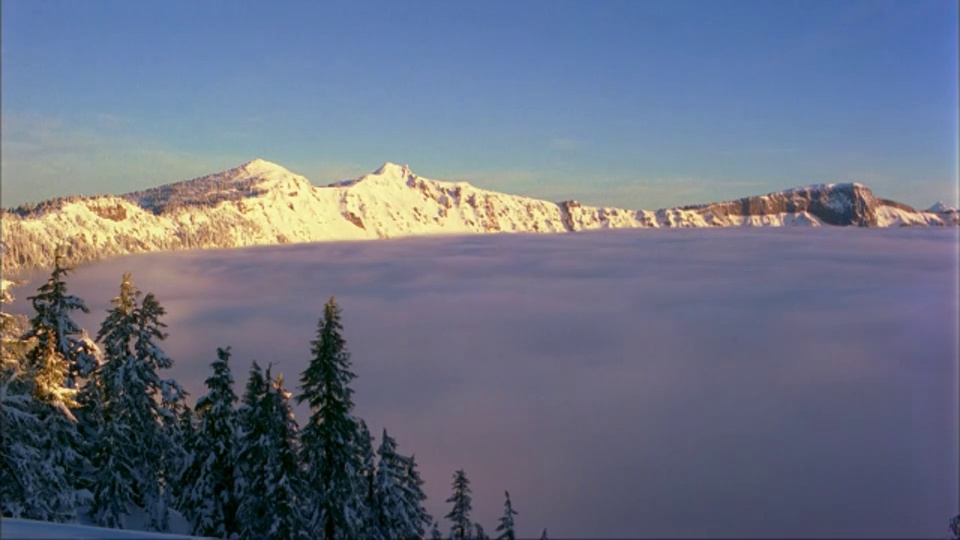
[2,159,956,273]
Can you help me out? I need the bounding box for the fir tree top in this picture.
[445,469,473,540]
[495,491,518,540]
[297,296,356,413]
[240,361,267,410]
[295,297,368,539]
[196,346,238,415]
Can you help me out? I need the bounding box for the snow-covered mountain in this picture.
[2,159,956,273]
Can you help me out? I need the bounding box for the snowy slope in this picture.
[2,159,955,273]
[1,518,203,539]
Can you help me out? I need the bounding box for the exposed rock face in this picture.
[683,183,880,226]
[1,160,955,274]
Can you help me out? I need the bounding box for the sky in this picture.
[9,228,959,538]
[2,0,958,210]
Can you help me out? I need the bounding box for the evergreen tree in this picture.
[374,429,407,539]
[495,491,518,540]
[86,278,185,530]
[237,361,307,539]
[23,250,97,404]
[400,454,433,539]
[356,419,380,539]
[78,272,138,432]
[1,283,76,522]
[236,361,268,537]
[235,361,269,537]
[180,347,238,538]
[445,469,474,540]
[9,252,99,522]
[165,402,195,509]
[474,523,489,540]
[156,378,190,532]
[83,273,139,527]
[260,371,308,539]
[0,377,77,521]
[951,514,960,540]
[297,297,369,539]
[540,528,548,540]
[85,408,132,528]
[134,292,186,531]
[236,361,269,510]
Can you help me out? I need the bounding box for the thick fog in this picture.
[9,228,959,538]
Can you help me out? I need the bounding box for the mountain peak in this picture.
[781,182,867,194]
[373,162,412,177]
[237,158,291,177]
[927,201,957,213]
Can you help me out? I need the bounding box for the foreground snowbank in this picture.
[2,518,204,539]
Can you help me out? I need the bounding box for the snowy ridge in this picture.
[2,160,956,273]
[927,201,956,213]
[681,182,957,228]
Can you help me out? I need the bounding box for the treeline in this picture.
[124,173,267,215]
[1,253,539,540]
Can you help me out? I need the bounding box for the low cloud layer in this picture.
[9,228,959,537]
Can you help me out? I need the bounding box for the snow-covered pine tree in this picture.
[137,295,188,531]
[373,429,406,539]
[79,272,138,408]
[235,361,270,537]
[356,419,380,539]
[134,292,185,531]
[86,277,185,530]
[236,360,311,538]
[261,370,308,539]
[83,273,139,527]
[495,491,518,540]
[445,469,474,540]
[399,453,433,539]
[474,523,489,540]
[23,250,97,404]
[166,405,196,512]
[76,273,140,527]
[9,252,101,523]
[180,346,239,538]
[297,297,370,539]
[156,380,189,533]
[1,282,76,522]
[85,402,132,528]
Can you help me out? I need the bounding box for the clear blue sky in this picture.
[2,0,957,210]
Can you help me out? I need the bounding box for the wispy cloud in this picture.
[1,113,254,205]
[717,146,802,157]
[549,137,580,151]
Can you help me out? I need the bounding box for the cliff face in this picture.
[683,183,875,226]
[2,161,955,274]
[684,183,957,227]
